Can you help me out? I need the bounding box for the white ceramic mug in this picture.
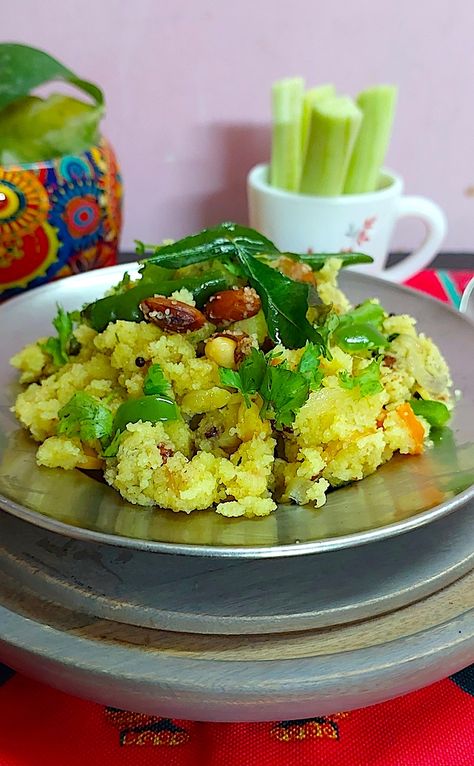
[247,164,447,282]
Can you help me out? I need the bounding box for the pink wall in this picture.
[3,0,474,252]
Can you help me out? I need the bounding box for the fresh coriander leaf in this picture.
[40,337,65,367]
[298,343,324,390]
[237,252,327,351]
[58,392,113,442]
[260,366,310,428]
[339,359,383,397]
[219,367,249,406]
[219,349,266,407]
[315,309,340,359]
[102,429,122,458]
[40,304,78,366]
[143,364,171,396]
[239,349,267,397]
[110,271,131,295]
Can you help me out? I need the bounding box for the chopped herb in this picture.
[219,348,266,407]
[41,304,79,366]
[143,363,171,396]
[111,271,131,294]
[58,392,113,442]
[339,359,383,397]
[102,429,122,458]
[219,347,311,425]
[298,342,324,390]
[260,365,310,428]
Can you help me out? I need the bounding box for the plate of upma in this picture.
[1,223,473,557]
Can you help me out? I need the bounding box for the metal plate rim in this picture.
[0,482,473,558]
[1,264,473,558]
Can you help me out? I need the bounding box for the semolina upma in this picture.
[10,223,453,518]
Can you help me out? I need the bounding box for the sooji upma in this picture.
[11,223,452,518]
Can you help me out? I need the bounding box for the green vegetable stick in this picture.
[270,77,305,191]
[299,96,362,196]
[343,85,397,194]
[300,84,335,159]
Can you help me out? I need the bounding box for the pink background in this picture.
[3,0,473,252]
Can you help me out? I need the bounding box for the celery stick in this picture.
[343,85,397,194]
[301,84,335,159]
[270,77,304,191]
[299,96,362,196]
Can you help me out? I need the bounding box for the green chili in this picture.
[113,395,179,433]
[334,321,389,352]
[340,300,386,329]
[410,398,450,427]
[83,271,238,332]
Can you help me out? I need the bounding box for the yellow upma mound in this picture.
[10,229,453,518]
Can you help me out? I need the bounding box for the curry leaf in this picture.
[237,252,326,351]
[281,251,373,271]
[142,222,279,269]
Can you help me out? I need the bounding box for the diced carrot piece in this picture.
[396,403,425,455]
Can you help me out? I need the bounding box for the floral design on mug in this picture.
[344,216,377,251]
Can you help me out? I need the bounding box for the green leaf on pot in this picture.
[0,43,104,163]
[0,43,103,111]
[0,95,104,163]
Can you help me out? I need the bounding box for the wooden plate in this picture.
[0,504,473,720]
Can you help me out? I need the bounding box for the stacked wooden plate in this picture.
[0,267,473,721]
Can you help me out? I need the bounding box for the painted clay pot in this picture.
[0,138,122,299]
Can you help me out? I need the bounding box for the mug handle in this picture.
[386,196,447,282]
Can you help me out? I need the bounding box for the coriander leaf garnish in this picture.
[338,359,383,397]
[219,348,266,407]
[102,429,122,457]
[41,304,79,366]
[260,366,310,428]
[298,343,324,390]
[219,349,311,428]
[58,392,113,442]
[143,363,171,396]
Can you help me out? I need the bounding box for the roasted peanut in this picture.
[205,335,238,368]
[203,287,261,324]
[140,296,206,333]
